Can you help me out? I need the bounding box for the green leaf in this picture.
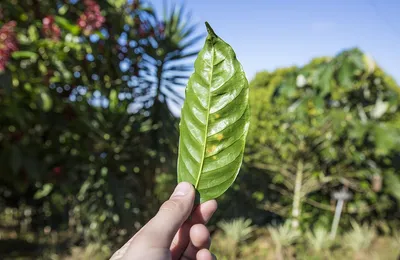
[58,4,69,15]
[337,60,355,89]
[109,89,118,111]
[12,51,38,61]
[40,92,53,112]
[373,124,399,155]
[177,22,250,202]
[55,16,81,35]
[28,25,39,41]
[385,173,400,202]
[317,65,334,97]
[314,95,325,112]
[34,184,53,199]
[107,0,126,9]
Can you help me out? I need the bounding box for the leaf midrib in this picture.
[195,40,215,189]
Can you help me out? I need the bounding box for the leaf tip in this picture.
[205,21,218,38]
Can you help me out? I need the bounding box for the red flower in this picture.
[42,16,61,41]
[0,21,18,72]
[78,0,105,35]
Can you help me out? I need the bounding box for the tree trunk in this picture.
[144,62,164,213]
[291,159,303,229]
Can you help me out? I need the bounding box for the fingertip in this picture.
[204,199,218,212]
[171,182,195,198]
[196,249,215,260]
[190,224,210,248]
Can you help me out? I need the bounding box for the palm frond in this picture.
[218,218,255,244]
[343,220,376,252]
[268,221,301,249]
[306,226,333,252]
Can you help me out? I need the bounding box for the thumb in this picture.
[132,182,195,249]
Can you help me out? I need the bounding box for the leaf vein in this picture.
[195,41,215,189]
[202,150,242,175]
[208,104,249,137]
[211,81,247,114]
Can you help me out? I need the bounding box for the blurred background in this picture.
[0,0,399,259]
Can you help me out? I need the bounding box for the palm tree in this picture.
[139,2,204,190]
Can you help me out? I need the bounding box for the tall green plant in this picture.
[268,221,301,260]
[306,226,333,253]
[343,221,376,257]
[246,49,400,229]
[143,2,203,167]
[217,218,254,260]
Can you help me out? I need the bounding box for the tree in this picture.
[138,3,203,203]
[245,48,400,230]
[0,0,202,249]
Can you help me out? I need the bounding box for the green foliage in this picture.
[218,217,254,244]
[245,48,400,229]
[212,218,255,260]
[212,226,400,260]
[385,172,400,202]
[1,1,400,258]
[343,221,376,252]
[268,222,301,250]
[177,23,249,202]
[0,0,202,253]
[306,226,332,253]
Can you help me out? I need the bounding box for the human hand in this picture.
[110,182,218,260]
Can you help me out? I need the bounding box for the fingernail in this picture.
[172,182,192,197]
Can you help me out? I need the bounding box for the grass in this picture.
[212,219,399,260]
[1,215,399,260]
[343,220,376,258]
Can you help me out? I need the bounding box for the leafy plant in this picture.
[245,48,400,229]
[218,217,254,244]
[385,172,400,202]
[343,220,376,252]
[177,22,250,202]
[142,3,204,182]
[215,218,254,260]
[268,221,301,260]
[306,226,333,253]
[0,0,203,252]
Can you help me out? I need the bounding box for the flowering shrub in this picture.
[78,0,105,35]
[0,21,18,71]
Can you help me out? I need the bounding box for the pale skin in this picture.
[110,182,218,260]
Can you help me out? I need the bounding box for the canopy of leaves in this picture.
[0,0,202,248]
[245,48,400,229]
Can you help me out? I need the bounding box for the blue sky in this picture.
[152,0,400,83]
